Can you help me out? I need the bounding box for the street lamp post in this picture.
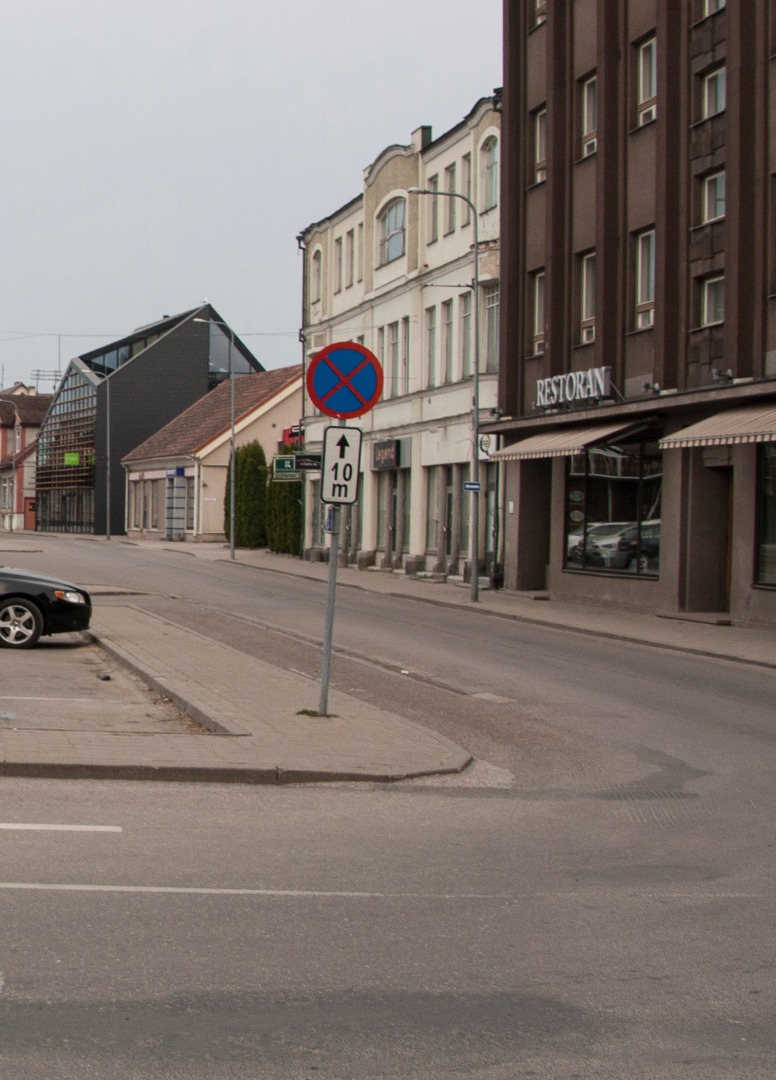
[408,186,481,602]
[194,317,236,560]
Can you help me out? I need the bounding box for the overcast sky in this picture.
[0,0,502,391]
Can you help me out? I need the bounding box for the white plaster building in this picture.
[299,93,502,579]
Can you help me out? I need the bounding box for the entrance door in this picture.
[24,498,36,530]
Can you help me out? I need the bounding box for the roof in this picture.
[0,393,53,427]
[122,366,302,464]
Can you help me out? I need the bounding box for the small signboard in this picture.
[321,426,362,505]
[63,452,80,466]
[294,453,322,471]
[463,481,481,492]
[273,455,301,481]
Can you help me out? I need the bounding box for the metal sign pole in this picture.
[318,503,340,716]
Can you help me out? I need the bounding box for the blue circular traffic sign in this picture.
[306,342,383,419]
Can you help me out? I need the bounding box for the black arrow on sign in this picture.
[336,435,350,458]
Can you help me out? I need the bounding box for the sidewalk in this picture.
[1,536,774,786]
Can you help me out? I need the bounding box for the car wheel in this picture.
[0,598,44,648]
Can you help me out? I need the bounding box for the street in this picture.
[0,536,774,1078]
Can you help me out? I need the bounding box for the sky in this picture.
[0,0,502,391]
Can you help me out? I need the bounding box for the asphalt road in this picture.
[0,536,773,1078]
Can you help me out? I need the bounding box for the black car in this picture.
[0,567,92,649]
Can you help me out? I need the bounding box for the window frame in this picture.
[444,163,457,234]
[482,137,499,211]
[425,305,437,388]
[701,275,725,326]
[638,37,657,126]
[533,107,547,183]
[345,229,355,288]
[635,229,656,329]
[580,252,597,343]
[581,74,598,157]
[484,283,500,373]
[702,66,727,120]
[532,270,546,355]
[310,249,322,303]
[378,198,407,266]
[702,170,726,223]
[334,237,343,293]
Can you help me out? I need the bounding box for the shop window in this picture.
[565,438,662,575]
[757,444,776,586]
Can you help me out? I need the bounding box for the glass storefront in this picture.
[757,444,776,586]
[564,437,662,575]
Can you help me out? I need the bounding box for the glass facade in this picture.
[35,367,97,532]
[565,438,662,575]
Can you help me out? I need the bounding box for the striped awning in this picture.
[660,405,776,449]
[491,421,640,461]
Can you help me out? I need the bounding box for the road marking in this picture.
[0,696,95,703]
[0,824,122,833]
[0,882,510,898]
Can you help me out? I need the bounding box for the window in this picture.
[638,38,657,125]
[532,271,545,354]
[400,316,410,396]
[533,108,547,183]
[357,223,364,281]
[482,137,499,210]
[387,321,399,399]
[378,198,406,265]
[427,175,439,243]
[703,171,726,222]
[580,252,596,342]
[444,164,456,233]
[460,292,472,377]
[534,0,547,26]
[565,438,662,575]
[703,66,726,119]
[425,306,437,388]
[702,275,725,325]
[581,75,598,157]
[461,153,472,224]
[757,444,776,586]
[635,230,656,328]
[345,230,355,287]
[311,250,322,303]
[484,284,500,373]
[334,237,343,293]
[442,300,454,383]
[703,0,725,14]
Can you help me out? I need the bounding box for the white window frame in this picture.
[444,163,456,234]
[387,321,399,399]
[532,271,545,354]
[581,75,598,157]
[425,306,437,388]
[442,299,454,383]
[702,276,725,326]
[400,316,410,396]
[482,138,499,211]
[311,249,322,303]
[345,229,355,288]
[702,66,726,120]
[460,292,472,377]
[638,38,657,126]
[378,199,406,265]
[635,230,656,329]
[534,0,547,26]
[334,237,343,293]
[580,252,596,343]
[484,283,500,373]
[427,175,439,243]
[461,153,472,225]
[533,108,547,183]
[703,171,726,223]
[703,0,725,15]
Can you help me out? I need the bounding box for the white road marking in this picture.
[0,824,122,833]
[0,696,95,702]
[0,882,510,899]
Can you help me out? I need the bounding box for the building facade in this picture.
[299,94,502,579]
[491,0,776,627]
[34,305,263,536]
[0,389,53,531]
[122,366,302,542]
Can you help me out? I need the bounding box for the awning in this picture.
[491,420,641,461]
[660,404,776,449]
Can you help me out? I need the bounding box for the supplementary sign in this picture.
[306,343,383,419]
[320,426,362,504]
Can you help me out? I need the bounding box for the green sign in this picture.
[273,455,300,481]
[64,452,80,466]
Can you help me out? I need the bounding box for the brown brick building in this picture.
[489,0,776,627]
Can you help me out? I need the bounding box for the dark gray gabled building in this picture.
[35,303,263,536]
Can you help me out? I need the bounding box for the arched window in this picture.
[378,198,406,265]
[311,249,322,302]
[482,136,499,210]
